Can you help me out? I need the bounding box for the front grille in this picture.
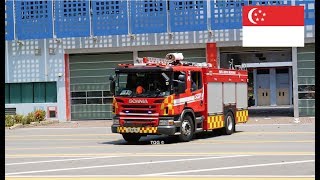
[123,120,156,127]
[119,104,159,127]
[122,109,157,114]
[122,105,156,109]
[121,104,157,114]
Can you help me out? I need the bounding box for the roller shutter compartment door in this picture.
[69,53,133,120]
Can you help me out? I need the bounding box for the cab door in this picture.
[190,70,205,112]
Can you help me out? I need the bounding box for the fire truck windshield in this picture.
[115,72,172,97]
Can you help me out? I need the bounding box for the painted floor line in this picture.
[5,140,315,151]
[5,175,316,178]
[6,145,112,151]
[6,134,119,137]
[5,156,120,166]
[5,152,315,158]
[237,124,313,126]
[10,127,110,130]
[143,159,315,176]
[191,140,315,144]
[5,131,315,138]
[5,155,250,176]
[5,139,315,143]
[3,177,316,180]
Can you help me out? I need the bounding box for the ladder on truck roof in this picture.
[135,53,213,68]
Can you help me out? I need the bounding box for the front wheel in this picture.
[178,115,194,142]
[223,112,235,135]
[122,134,141,143]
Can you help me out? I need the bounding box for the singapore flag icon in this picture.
[242,6,304,47]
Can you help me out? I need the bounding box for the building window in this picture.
[5,82,57,104]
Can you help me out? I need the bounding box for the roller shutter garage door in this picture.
[69,53,133,120]
[138,49,206,63]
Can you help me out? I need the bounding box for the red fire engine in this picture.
[110,43,249,142]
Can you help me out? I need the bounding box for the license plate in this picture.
[126,127,140,133]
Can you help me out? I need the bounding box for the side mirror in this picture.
[109,75,114,81]
[110,81,115,95]
[109,75,115,95]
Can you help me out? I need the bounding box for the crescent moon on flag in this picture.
[248,8,257,24]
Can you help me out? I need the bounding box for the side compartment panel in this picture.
[223,82,236,104]
[207,82,223,113]
[236,83,248,109]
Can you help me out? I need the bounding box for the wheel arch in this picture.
[180,108,196,131]
[223,104,236,122]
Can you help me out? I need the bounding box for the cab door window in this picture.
[191,71,202,92]
[173,71,186,94]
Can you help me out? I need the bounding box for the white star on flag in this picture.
[242,6,304,47]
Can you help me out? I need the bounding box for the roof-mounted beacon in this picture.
[165,53,184,61]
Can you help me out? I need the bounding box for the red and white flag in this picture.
[242,6,304,47]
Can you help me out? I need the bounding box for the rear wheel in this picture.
[122,134,141,143]
[178,115,194,142]
[223,112,235,135]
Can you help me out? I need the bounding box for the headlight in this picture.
[159,120,174,126]
[113,119,119,125]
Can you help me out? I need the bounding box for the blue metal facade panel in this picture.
[15,0,53,40]
[54,0,90,38]
[92,0,128,36]
[169,0,207,32]
[250,0,291,5]
[130,0,167,34]
[295,0,315,25]
[5,0,14,40]
[211,0,247,30]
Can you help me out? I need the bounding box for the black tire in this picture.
[122,134,141,143]
[223,111,235,135]
[178,115,194,142]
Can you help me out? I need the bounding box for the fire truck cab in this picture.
[110,43,249,142]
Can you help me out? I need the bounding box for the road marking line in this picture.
[237,124,313,126]
[6,134,118,138]
[5,139,315,143]
[6,146,110,150]
[5,175,316,178]
[5,152,315,158]
[5,138,113,141]
[5,131,315,138]
[12,127,111,130]
[143,159,315,176]
[5,155,250,176]
[8,123,314,131]
[235,132,315,134]
[191,140,315,144]
[5,156,120,166]
[3,176,316,180]
[5,140,315,151]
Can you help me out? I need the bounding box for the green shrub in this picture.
[21,116,29,125]
[34,109,46,122]
[26,112,36,123]
[5,115,15,127]
[13,114,24,124]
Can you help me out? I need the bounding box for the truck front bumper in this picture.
[111,116,180,135]
[111,125,177,135]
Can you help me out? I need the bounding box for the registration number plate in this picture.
[126,127,140,133]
